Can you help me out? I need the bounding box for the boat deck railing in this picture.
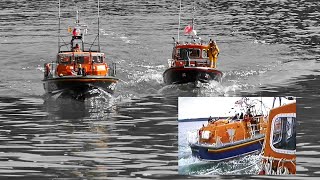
[45,61,117,79]
[188,123,264,148]
[248,123,261,138]
[47,62,58,78]
[108,62,117,77]
[168,58,210,68]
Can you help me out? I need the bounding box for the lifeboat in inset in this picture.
[43,3,118,96]
[259,97,296,175]
[189,98,267,161]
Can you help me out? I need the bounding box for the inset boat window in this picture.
[272,116,296,151]
[272,118,283,145]
[93,56,103,63]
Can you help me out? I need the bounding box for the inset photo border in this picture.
[178,97,296,175]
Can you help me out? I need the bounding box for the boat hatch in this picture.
[271,113,296,154]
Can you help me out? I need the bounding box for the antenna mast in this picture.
[58,0,61,52]
[192,2,195,30]
[76,9,79,23]
[98,0,100,52]
[177,0,181,42]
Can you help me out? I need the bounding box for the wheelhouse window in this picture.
[175,48,201,60]
[202,49,208,58]
[74,54,90,64]
[189,49,200,58]
[272,115,296,151]
[75,56,84,64]
[58,54,72,64]
[93,56,103,63]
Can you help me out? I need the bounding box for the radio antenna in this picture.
[177,0,181,42]
[98,0,100,52]
[58,0,61,52]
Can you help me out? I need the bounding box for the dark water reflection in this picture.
[0,95,178,178]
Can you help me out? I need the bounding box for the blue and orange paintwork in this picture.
[191,136,264,161]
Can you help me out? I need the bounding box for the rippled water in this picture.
[0,0,319,179]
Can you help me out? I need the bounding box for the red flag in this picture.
[184,25,193,35]
[72,28,77,36]
[72,28,81,36]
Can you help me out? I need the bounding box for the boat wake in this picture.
[158,79,241,97]
[179,153,261,175]
[117,65,164,100]
[44,87,114,102]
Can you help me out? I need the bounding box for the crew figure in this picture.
[207,39,219,68]
[74,43,81,52]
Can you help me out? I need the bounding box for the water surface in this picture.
[0,0,319,179]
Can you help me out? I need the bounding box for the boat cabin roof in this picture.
[58,52,105,56]
[175,43,207,49]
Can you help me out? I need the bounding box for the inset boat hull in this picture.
[43,76,118,95]
[190,136,264,161]
[163,67,222,85]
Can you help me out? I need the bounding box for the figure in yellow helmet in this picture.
[74,43,81,52]
[207,40,219,68]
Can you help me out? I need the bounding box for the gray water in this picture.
[0,0,319,179]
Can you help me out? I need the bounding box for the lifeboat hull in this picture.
[43,76,118,95]
[163,67,222,85]
[190,135,264,161]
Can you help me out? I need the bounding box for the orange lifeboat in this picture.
[42,5,118,96]
[163,42,223,85]
[189,98,267,161]
[163,4,223,85]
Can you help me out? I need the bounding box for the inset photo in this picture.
[178,97,296,175]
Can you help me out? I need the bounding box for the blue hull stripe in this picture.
[191,140,263,161]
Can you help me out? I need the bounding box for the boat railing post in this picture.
[167,59,173,67]
[112,62,116,76]
[51,61,54,77]
[243,123,246,140]
[214,130,217,146]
